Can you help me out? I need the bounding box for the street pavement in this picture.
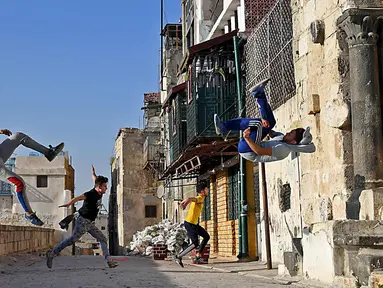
[0,255,305,288]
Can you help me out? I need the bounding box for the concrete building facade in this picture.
[10,152,75,244]
[112,128,162,250]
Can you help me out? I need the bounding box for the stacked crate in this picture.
[152,244,168,260]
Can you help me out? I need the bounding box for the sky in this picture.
[0,0,181,207]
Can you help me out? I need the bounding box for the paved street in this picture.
[1,255,297,288]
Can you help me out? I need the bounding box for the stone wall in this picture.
[0,225,54,255]
[254,0,383,285]
[0,196,12,211]
[256,0,355,265]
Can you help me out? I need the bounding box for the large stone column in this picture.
[338,9,383,219]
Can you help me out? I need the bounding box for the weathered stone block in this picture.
[370,270,383,288]
[310,20,325,45]
[322,99,350,129]
[353,248,383,286]
[332,193,348,220]
[359,188,383,220]
[303,197,332,224]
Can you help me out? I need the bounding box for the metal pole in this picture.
[160,0,164,91]
[261,163,272,269]
[71,190,75,256]
[233,35,248,258]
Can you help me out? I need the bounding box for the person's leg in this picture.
[0,132,64,163]
[175,222,199,268]
[46,216,89,268]
[0,164,44,226]
[196,225,210,258]
[88,225,119,268]
[250,79,276,138]
[214,115,262,134]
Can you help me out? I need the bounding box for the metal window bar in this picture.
[228,165,239,220]
[244,0,295,118]
[187,52,239,143]
[202,183,212,222]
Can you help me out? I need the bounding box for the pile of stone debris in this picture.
[128,219,188,257]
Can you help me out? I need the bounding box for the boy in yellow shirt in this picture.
[174,181,210,268]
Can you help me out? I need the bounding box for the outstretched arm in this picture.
[243,128,272,156]
[179,196,204,210]
[59,194,86,208]
[91,165,97,182]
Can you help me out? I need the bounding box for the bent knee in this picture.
[7,176,25,192]
[99,235,107,243]
[9,132,27,141]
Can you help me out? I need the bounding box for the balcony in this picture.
[161,30,241,180]
[143,133,164,175]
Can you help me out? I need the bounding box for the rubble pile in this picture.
[128,219,188,256]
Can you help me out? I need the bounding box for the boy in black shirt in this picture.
[46,175,118,269]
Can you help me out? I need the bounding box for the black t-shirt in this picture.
[78,189,102,221]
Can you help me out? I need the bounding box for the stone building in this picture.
[160,0,271,260]
[242,0,383,286]
[0,157,15,211]
[112,128,162,250]
[159,0,383,286]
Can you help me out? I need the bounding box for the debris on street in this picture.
[128,219,188,256]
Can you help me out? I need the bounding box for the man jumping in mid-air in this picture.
[214,79,314,163]
[174,181,210,268]
[46,172,119,269]
[0,129,64,226]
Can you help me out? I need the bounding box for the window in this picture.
[116,157,120,184]
[92,243,99,249]
[201,179,211,222]
[145,205,157,218]
[101,226,106,231]
[228,166,239,220]
[37,175,48,188]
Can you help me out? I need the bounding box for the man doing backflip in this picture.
[0,129,64,226]
[214,79,313,163]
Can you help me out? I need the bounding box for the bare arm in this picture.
[59,194,86,208]
[91,165,97,182]
[243,128,272,156]
[179,196,204,210]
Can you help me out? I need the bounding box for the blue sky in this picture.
[0,0,181,207]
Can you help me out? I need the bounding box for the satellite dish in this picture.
[156,185,164,198]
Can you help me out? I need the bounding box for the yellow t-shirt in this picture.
[185,195,205,225]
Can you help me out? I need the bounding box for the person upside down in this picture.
[214,79,315,163]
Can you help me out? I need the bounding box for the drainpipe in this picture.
[233,34,248,259]
[181,1,186,56]
[261,163,272,269]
